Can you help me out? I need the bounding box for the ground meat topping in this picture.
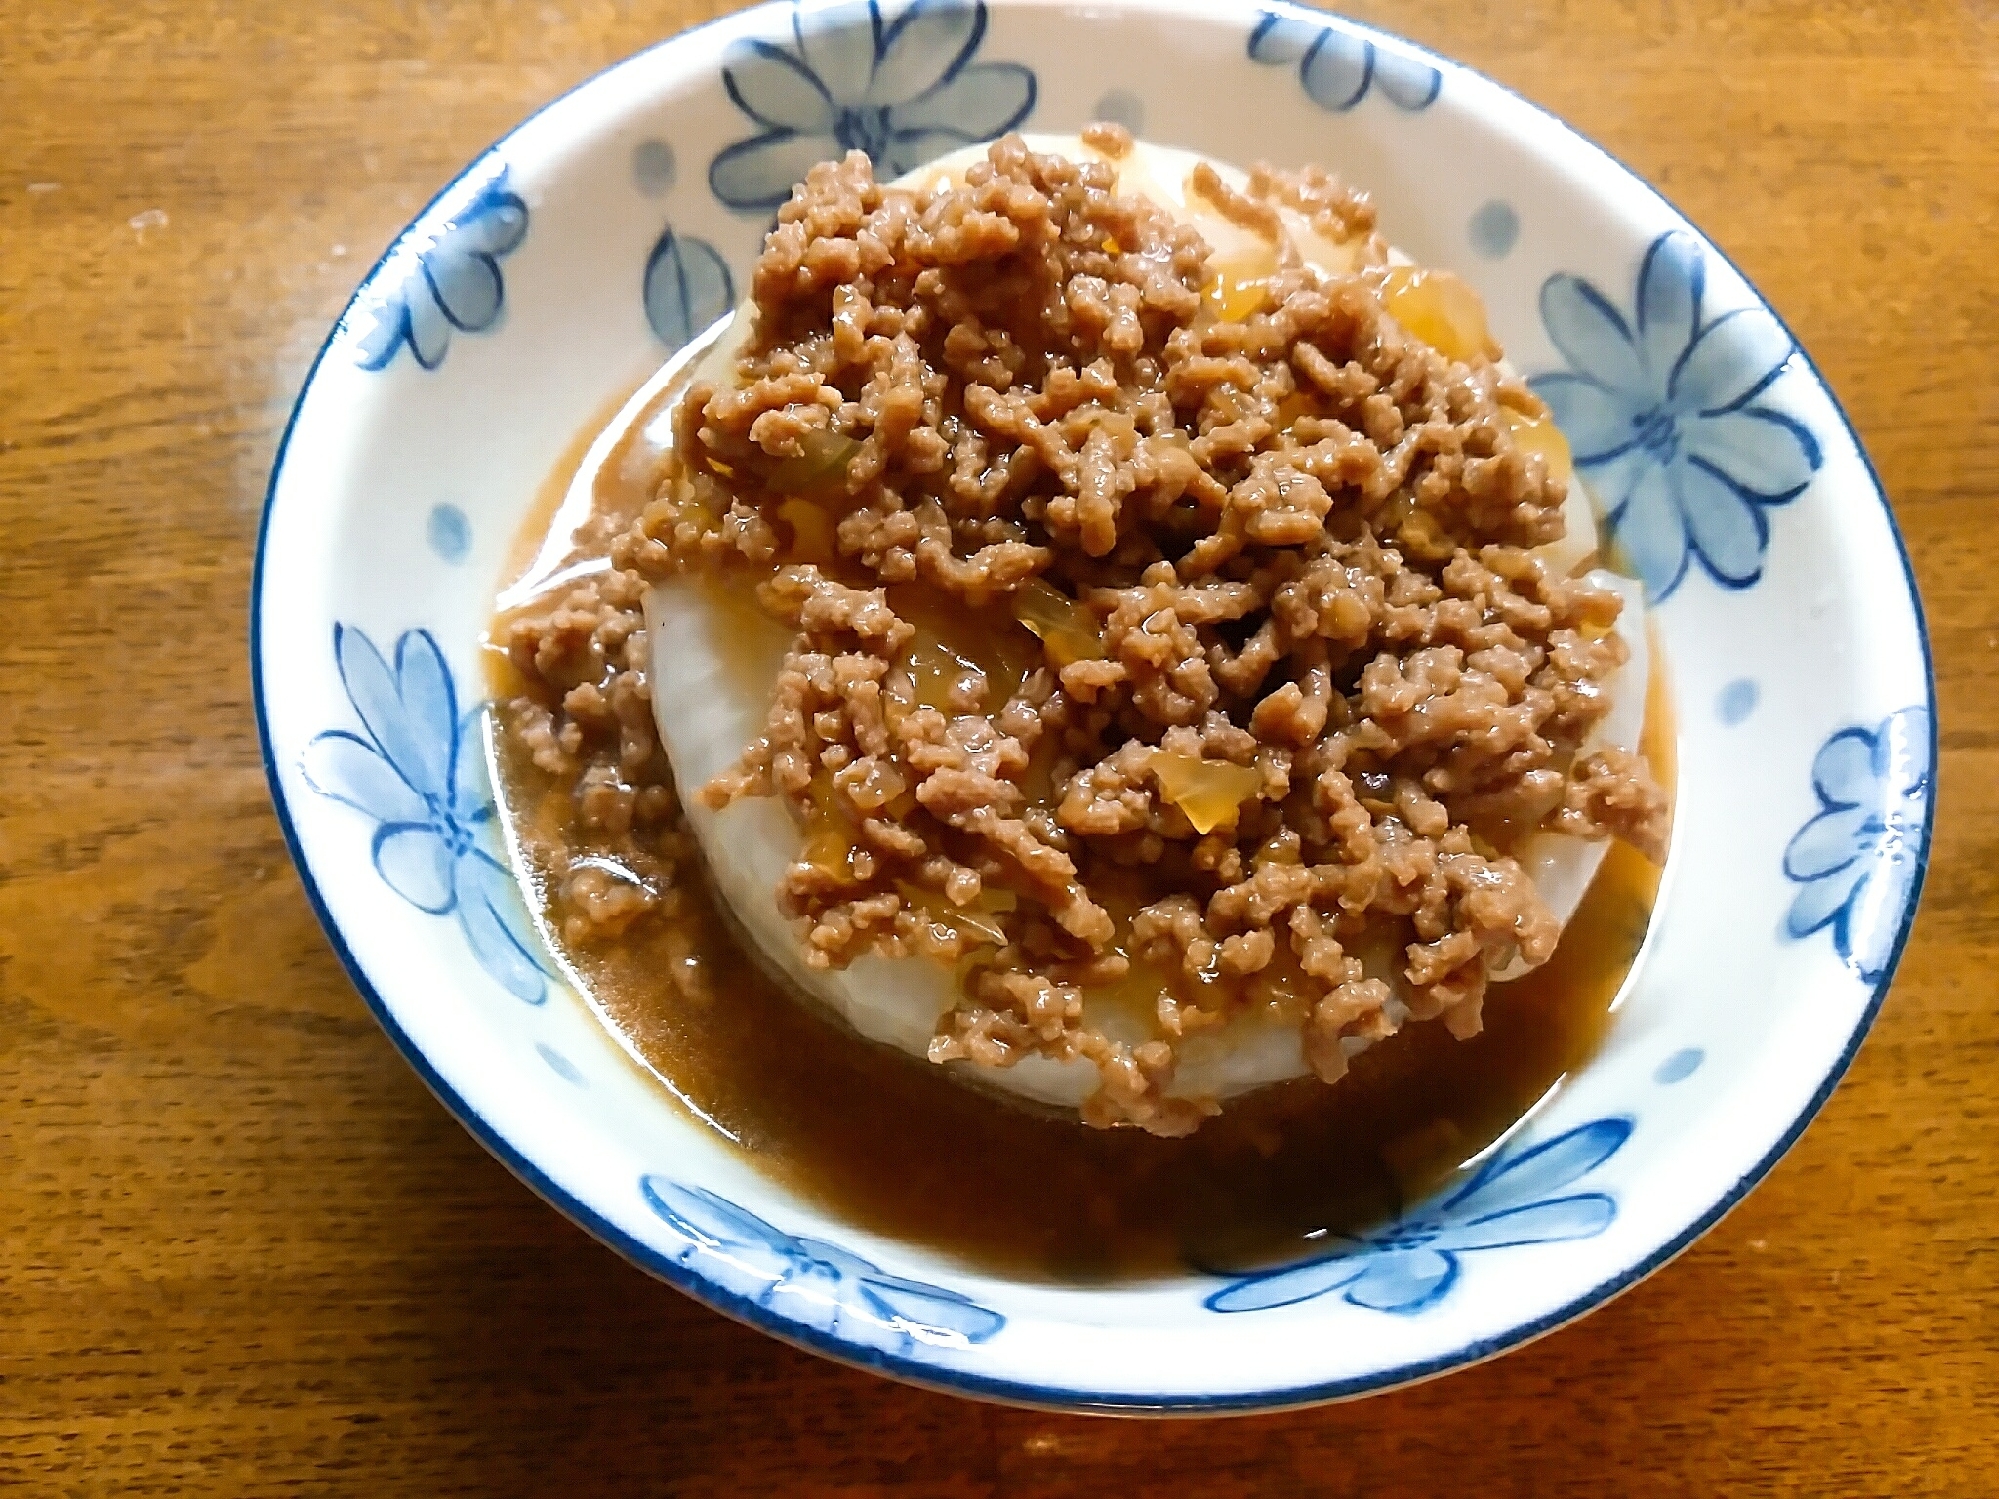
[505,136,1669,1134]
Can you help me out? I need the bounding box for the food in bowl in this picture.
[489,130,1670,1269]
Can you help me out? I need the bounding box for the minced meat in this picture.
[501,131,1668,1135]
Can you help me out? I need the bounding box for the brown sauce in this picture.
[487,375,1674,1283]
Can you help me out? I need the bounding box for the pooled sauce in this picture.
[486,381,1674,1281]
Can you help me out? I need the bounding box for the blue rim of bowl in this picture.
[251,0,1938,1415]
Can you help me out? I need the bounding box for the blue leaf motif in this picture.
[709,0,1036,215]
[644,228,737,351]
[302,625,551,1003]
[1783,706,1931,983]
[1205,1118,1632,1318]
[356,163,528,372]
[641,1176,1005,1355]
[1247,10,1442,113]
[1530,230,1822,601]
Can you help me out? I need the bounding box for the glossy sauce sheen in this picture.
[488,378,1673,1282]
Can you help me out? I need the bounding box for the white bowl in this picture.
[254,0,1934,1412]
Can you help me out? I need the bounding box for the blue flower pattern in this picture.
[1784,706,1931,984]
[641,1177,1005,1356]
[1206,1118,1631,1316]
[710,0,1036,213]
[1531,232,1821,601]
[357,165,528,372]
[1247,11,1443,112]
[302,626,551,1003]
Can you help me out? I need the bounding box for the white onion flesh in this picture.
[609,136,1644,1112]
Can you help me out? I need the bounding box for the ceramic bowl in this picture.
[254,0,1934,1412]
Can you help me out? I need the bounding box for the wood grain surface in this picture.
[3,2,1995,1493]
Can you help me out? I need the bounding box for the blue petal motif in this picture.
[881,63,1036,163]
[1680,407,1820,499]
[1369,43,1444,110]
[1785,858,1866,935]
[711,132,849,215]
[1205,1118,1631,1318]
[334,623,457,800]
[1676,460,1768,585]
[796,2,882,105]
[1539,275,1645,397]
[1298,28,1371,111]
[1247,11,1443,113]
[300,729,426,826]
[450,706,496,831]
[710,0,1036,215]
[862,0,985,106]
[726,39,839,133]
[1436,1196,1617,1251]
[1784,706,1931,983]
[1672,308,1793,413]
[1344,1248,1457,1313]
[852,1279,1006,1344]
[1205,1245,1372,1314]
[303,624,551,1004]
[644,228,737,351]
[371,821,457,914]
[1612,464,1690,600]
[1634,232,1704,382]
[454,848,552,1004]
[1245,13,1317,65]
[1532,373,1639,464]
[640,1177,1005,1354]
[1530,230,1821,601]
[1440,1117,1631,1220]
[357,165,528,372]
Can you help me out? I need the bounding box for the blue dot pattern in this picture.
[1718,678,1759,725]
[1092,88,1144,136]
[536,1042,586,1085]
[1654,1047,1704,1085]
[1468,199,1519,259]
[426,502,471,563]
[632,138,678,197]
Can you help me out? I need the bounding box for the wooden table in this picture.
[4,1,1994,1491]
